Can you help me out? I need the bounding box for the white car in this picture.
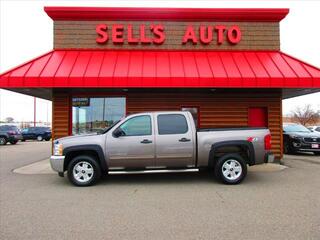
[307,126,320,133]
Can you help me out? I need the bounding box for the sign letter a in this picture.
[182,25,198,45]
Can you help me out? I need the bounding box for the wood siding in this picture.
[52,91,70,140]
[52,90,283,159]
[54,21,279,50]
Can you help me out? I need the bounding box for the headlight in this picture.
[53,143,63,156]
[289,135,302,140]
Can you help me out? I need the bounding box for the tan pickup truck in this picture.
[50,111,273,186]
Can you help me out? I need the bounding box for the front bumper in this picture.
[296,148,320,152]
[291,141,320,153]
[50,155,65,174]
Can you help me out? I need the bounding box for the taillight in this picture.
[264,134,271,150]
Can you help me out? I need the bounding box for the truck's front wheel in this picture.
[214,154,247,184]
[67,155,101,186]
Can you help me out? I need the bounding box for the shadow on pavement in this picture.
[49,170,269,188]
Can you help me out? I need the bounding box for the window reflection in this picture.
[72,97,126,135]
[120,115,151,136]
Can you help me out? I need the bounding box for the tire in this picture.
[314,152,320,156]
[214,153,247,184]
[10,140,18,145]
[21,139,26,142]
[67,155,101,186]
[36,135,43,141]
[283,141,290,154]
[283,142,296,155]
[0,137,7,145]
[45,138,51,141]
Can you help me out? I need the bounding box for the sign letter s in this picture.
[152,25,165,44]
[96,24,108,44]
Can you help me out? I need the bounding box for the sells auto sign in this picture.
[96,24,241,45]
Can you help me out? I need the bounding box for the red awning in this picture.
[1,50,320,88]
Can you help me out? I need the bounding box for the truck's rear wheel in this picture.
[214,154,247,184]
[67,155,101,186]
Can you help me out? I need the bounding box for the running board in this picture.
[108,168,199,175]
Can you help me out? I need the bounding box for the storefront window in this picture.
[72,97,126,135]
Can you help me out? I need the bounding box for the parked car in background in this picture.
[21,127,52,141]
[0,125,22,145]
[283,124,320,155]
[307,126,320,133]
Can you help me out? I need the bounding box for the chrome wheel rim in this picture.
[0,138,5,145]
[73,161,94,183]
[37,136,42,141]
[222,159,242,181]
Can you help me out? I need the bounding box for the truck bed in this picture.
[198,127,268,132]
[196,127,270,167]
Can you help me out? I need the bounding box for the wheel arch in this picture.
[208,140,255,168]
[63,145,107,173]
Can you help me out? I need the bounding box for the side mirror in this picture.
[113,128,125,138]
[96,129,104,134]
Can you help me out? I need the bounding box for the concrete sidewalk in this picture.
[13,159,287,175]
[13,159,54,174]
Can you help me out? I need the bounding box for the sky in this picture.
[0,0,319,122]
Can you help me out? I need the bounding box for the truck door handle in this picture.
[140,139,152,144]
[179,138,191,142]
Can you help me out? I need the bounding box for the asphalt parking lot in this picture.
[0,141,319,240]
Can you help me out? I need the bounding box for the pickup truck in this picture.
[50,111,273,186]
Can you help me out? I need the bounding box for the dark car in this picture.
[0,125,23,145]
[21,127,52,141]
[283,124,320,155]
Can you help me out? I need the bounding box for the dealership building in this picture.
[0,7,319,160]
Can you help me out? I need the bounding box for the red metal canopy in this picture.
[1,50,320,88]
[44,7,289,22]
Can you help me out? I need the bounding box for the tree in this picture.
[5,117,14,123]
[291,104,320,126]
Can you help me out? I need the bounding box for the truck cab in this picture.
[107,112,196,169]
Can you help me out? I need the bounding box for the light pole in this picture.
[46,101,49,125]
[34,97,36,127]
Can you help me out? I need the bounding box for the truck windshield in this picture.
[283,125,310,133]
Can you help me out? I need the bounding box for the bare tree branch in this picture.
[290,104,320,126]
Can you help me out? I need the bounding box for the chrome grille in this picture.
[303,137,320,143]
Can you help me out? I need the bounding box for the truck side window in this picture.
[119,115,152,136]
[157,114,188,135]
